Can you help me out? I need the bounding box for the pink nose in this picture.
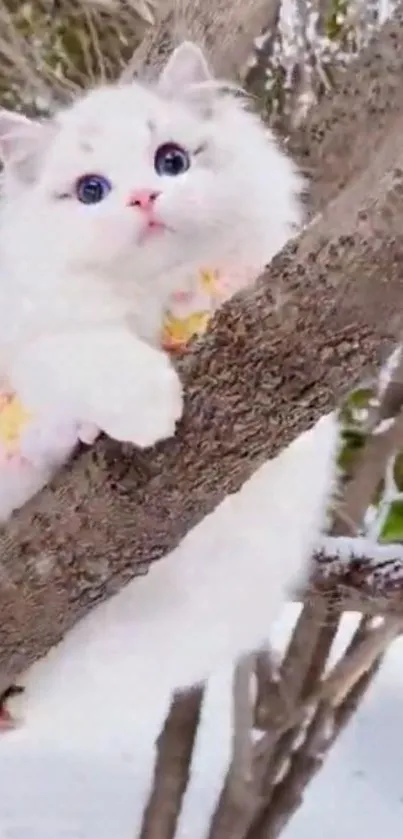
[127,188,160,211]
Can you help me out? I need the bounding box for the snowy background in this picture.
[0,608,402,839]
[0,0,401,835]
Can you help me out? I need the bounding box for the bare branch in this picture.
[254,651,294,730]
[248,614,395,839]
[122,0,277,81]
[320,616,402,705]
[243,0,282,94]
[251,701,336,839]
[289,1,403,211]
[2,0,403,697]
[139,685,204,839]
[208,602,341,839]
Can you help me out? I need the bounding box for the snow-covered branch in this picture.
[310,537,403,615]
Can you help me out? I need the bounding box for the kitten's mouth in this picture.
[138,219,170,244]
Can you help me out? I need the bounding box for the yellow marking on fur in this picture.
[0,392,32,453]
[161,309,211,351]
[161,269,224,351]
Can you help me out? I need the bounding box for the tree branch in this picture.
[310,536,403,615]
[289,1,403,212]
[229,653,257,800]
[139,685,204,839]
[122,0,278,81]
[1,103,403,691]
[2,5,403,692]
[248,614,398,839]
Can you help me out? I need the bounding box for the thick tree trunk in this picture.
[1,6,403,692]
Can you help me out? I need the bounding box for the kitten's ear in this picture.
[0,110,46,183]
[158,42,212,95]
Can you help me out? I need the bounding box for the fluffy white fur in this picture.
[0,43,302,442]
[7,413,338,729]
[0,46,324,713]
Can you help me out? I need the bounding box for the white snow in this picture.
[1,610,403,839]
[318,534,403,564]
[0,414,401,838]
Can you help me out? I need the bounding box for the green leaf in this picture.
[339,386,374,429]
[379,499,403,543]
[337,429,366,476]
[325,0,348,41]
[348,387,375,409]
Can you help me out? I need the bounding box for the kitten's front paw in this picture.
[119,356,183,448]
[89,351,183,448]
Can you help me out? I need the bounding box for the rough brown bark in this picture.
[139,686,204,839]
[1,6,403,692]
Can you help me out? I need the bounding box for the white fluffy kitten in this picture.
[0,42,302,448]
[0,46,330,716]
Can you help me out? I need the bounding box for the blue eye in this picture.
[75,174,112,204]
[154,143,190,177]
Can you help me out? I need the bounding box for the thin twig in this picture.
[255,606,340,801]
[250,702,335,839]
[321,616,402,705]
[255,649,294,730]
[279,600,334,698]
[207,653,262,839]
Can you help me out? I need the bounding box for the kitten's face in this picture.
[28,84,247,278]
[0,43,302,293]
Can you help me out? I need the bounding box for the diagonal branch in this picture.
[1,108,403,690]
[3,4,403,694]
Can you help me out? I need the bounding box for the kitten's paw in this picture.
[88,351,183,448]
[113,358,183,447]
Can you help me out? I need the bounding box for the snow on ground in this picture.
[0,412,402,838]
[0,609,403,839]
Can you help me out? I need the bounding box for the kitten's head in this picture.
[0,42,302,292]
